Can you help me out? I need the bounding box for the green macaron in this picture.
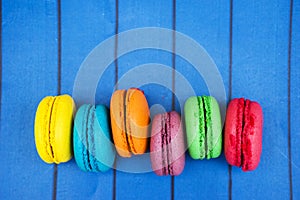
[184,96,222,159]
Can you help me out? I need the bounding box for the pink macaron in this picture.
[150,111,185,176]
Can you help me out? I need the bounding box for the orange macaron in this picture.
[110,88,150,157]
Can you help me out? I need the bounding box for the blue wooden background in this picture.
[0,0,299,199]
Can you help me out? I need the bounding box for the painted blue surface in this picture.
[57,1,116,199]
[0,1,299,199]
[0,1,57,199]
[116,1,173,200]
[231,1,291,199]
[175,1,230,199]
[291,0,300,199]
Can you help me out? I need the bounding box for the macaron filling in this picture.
[125,90,136,154]
[242,99,251,171]
[234,98,245,167]
[47,97,56,161]
[161,113,168,174]
[203,96,214,159]
[196,96,214,159]
[123,90,131,153]
[88,106,99,171]
[162,113,172,174]
[82,105,104,172]
[196,97,206,159]
[83,105,93,171]
[235,98,251,170]
[161,113,174,175]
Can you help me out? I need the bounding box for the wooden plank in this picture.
[0,1,297,199]
[56,0,116,199]
[175,1,230,199]
[291,0,300,199]
[0,0,58,199]
[115,1,173,199]
[231,1,291,199]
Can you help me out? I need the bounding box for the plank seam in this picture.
[288,0,293,199]
[113,0,119,199]
[114,0,119,90]
[52,0,61,199]
[57,0,61,95]
[171,0,176,199]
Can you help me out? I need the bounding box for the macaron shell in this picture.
[225,98,244,167]
[203,96,222,159]
[242,100,263,171]
[94,105,116,171]
[73,104,90,171]
[34,95,74,164]
[110,90,131,157]
[168,111,185,176]
[184,96,205,159]
[85,105,107,172]
[150,112,185,176]
[50,95,75,163]
[74,105,116,172]
[150,114,165,176]
[34,96,55,163]
[125,88,150,155]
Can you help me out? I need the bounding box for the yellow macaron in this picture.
[34,94,75,164]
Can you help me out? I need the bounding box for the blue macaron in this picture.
[73,104,115,172]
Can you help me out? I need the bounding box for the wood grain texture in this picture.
[175,1,230,199]
[231,0,291,199]
[0,1,299,199]
[291,0,300,199]
[56,1,116,199]
[0,0,58,199]
[115,1,173,199]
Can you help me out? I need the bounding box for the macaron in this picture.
[110,88,150,157]
[34,94,75,164]
[184,96,222,159]
[150,111,185,176]
[224,98,263,171]
[73,104,116,172]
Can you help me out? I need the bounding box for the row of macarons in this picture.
[34,88,263,175]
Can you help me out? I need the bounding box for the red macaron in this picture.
[224,98,263,171]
